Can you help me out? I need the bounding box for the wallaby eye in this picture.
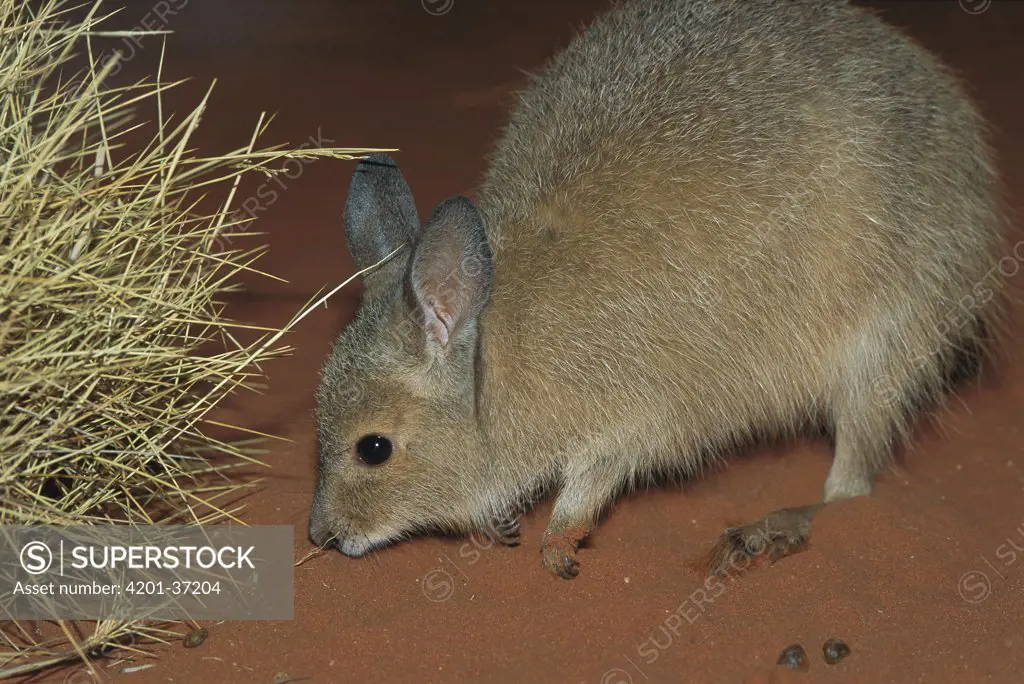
[355,434,393,466]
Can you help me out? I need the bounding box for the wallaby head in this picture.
[309,154,495,556]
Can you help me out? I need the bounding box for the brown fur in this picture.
[309,0,1008,578]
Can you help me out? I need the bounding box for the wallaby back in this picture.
[474,0,1006,494]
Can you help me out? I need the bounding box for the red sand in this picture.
[39,1,1024,682]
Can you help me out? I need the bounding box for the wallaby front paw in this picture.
[541,528,586,579]
[542,541,579,579]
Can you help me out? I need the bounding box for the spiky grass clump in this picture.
[0,0,389,676]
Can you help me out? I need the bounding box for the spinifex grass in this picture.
[0,0,393,677]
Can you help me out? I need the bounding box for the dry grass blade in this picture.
[0,0,392,676]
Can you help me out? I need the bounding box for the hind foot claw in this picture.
[486,516,521,547]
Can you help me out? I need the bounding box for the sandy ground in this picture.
[32,1,1024,683]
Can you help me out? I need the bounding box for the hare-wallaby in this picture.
[309,0,1006,579]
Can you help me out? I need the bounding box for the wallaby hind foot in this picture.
[695,503,825,577]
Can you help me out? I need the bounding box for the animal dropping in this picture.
[777,644,810,672]
[822,638,851,665]
[183,627,208,649]
[309,0,1007,580]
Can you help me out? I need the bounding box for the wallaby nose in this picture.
[308,508,338,548]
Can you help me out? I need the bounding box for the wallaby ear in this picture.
[409,196,493,348]
[344,153,419,272]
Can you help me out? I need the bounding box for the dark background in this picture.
[47,1,1024,683]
